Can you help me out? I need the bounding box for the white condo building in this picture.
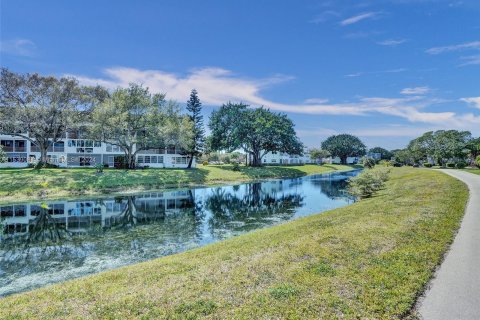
[0,132,195,168]
[248,149,314,165]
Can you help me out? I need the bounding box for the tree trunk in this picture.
[250,151,262,167]
[187,154,194,169]
[340,156,347,165]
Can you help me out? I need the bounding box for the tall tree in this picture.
[0,68,91,165]
[89,84,192,169]
[408,130,471,166]
[209,103,303,167]
[321,134,366,165]
[185,89,205,168]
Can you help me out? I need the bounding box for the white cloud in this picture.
[459,54,480,66]
[461,97,480,109]
[310,10,340,24]
[426,40,480,54]
[0,38,36,57]
[70,67,480,129]
[400,86,431,95]
[377,39,407,46]
[340,12,381,26]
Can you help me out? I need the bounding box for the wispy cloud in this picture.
[344,68,407,77]
[426,40,480,54]
[0,38,37,57]
[310,10,340,24]
[377,39,408,46]
[459,54,480,66]
[70,67,480,129]
[340,12,381,26]
[461,97,480,109]
[400,86,431,95]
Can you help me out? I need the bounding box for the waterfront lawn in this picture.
[0,164,357,204]
[0,168,468,319]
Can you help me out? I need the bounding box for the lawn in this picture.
[0,168,468,319]
[461,168,480,175]
[0,164,358,204]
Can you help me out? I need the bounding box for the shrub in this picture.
[446,163,455,168]
[95,163,104,173]
[363,157,376,169]
[232,162,241,171]
[348,168,390,199]
[423,162,433,168]
[378,160,392,167]
[203,161,209,166]
[455,161,467,169]
[476,155,480,168]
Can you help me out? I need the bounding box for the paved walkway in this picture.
[419,169,480,320]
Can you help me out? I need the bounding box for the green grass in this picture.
[0,164,358,204]
[461,168,480,175]
[0,168,468,319]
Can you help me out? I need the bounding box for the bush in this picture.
[203,161,209,166]
[455,161,467,169]
[95,163,104,173]
[423,162,433,168]
[363,157,376,169]
[446,163,455,168]
[348,168,390,199]
[378,160,391,167]
[232,163,241,171]
[476,155,480,168]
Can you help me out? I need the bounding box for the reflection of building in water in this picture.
[0,190,194,239]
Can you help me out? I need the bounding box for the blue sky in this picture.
[1,0,479,149]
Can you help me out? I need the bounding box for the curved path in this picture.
[419,169,480,320]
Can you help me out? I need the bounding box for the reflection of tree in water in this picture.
[311,172,358,201]
[205,182,304,237]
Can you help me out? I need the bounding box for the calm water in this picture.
[0,170,359,296]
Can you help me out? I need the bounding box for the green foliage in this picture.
[90,84,192,169]
[363,157,376,169]
[455,161,467,169]
[476,155,480,168]
[232,162,241,171]
[368,147,393,160]
[94,163,104,173]
[185,89,206,168]
[0,145,6,163]
[423,162,433,168]
[348,167,390,199]
[309,148,330,162]
[408,130,472,166]
[209,103,303,166]
[202,161,209,166]
[378,160,392,167]
[446,162,456,168]
[321,134,366,165]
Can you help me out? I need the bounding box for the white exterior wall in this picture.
[0,134,195,169]
[257,149,314,165]
[328,156,360,164]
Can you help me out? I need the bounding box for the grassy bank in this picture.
[0,168,468,319]
[462,168,480,175]
[0,164,357,204]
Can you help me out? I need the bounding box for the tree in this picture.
[368,147,393,160]
[0,145,6,163]
[208,103,303,167]
[321,134,366,165]
[90,84,192,169]
[185,89,205,168]
[408,130,471,166]
[309,148,330,164]
[465,137,480,164]
[0,68,91,165]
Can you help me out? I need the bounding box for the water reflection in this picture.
[0,169,359,296]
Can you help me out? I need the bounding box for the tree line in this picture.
[0,69,304,168]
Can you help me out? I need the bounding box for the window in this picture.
[144,156,151,164]
[85,140,93,147]
[106,144,112,152]
[151,156,157,163]
[76,148,85,153]
[158,156,164,163]
[137,156,144,164]
[271,159,277,163]
[68,140,76,147]
[94,141,102,147]
[173,157,187,164]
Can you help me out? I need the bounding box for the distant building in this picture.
[327,156,360,165]
[247,149,314,165]
[0,132,194,168]
[367,152,382,161]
